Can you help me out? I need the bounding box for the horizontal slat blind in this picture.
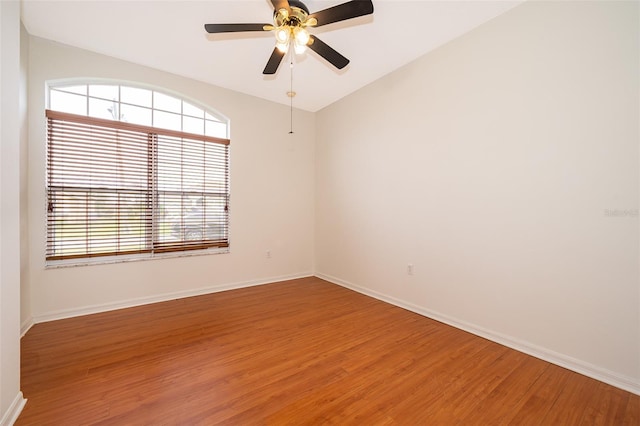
[46,110,229,261]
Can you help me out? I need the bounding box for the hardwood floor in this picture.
[18,277,639,425]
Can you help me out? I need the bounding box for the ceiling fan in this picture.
[204,0,374,75]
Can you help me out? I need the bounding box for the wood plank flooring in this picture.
[18,277,639,425]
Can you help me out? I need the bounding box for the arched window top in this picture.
[48,81,229,139]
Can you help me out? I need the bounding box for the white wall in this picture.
[27,37,315,321]
[316,0,639,393]
[1,1,27,424]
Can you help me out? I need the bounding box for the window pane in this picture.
[50,90,87,116]
[206,120,227,138]
[121,104,152,126]
[203,194,228,241]
[157,193,210,243]
[47,189,149,258]
[89,85,119,102]
[183,102,204,118]
[157,193,181,244]
[205,111,223,121]
[89,97,120,120]
[154,110,181,131]
[183,116,204,135]
[155,192,227,243]
[55,85,87,96]
[154,91,182,113]
[181,193,205,241]
[48,190,89,258]
[121,86,152,108]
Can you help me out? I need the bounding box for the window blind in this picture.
[46,109,230,261]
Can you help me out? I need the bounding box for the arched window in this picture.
[46,82,230,263]
[48,83,228,138]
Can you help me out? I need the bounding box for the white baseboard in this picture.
[315,272,640,396]
[32,272,313,325]
[0,392,26,426]
[20,317,34,338]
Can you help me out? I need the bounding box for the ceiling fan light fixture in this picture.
[293,27,310,46]
[276,41,289,53]
[293,42,306,55]
[275,26,290,44]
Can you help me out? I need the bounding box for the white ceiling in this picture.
[21,0,522,112]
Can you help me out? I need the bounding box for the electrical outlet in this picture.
[407,264,414,275]
[266,250,272,259]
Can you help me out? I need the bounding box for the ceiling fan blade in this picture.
[308,35,349,70]
[205,23,270,33]
[270,0,290,11]
[308,0,373,27]
[263,47,286,75]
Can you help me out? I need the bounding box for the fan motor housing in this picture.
[275,0,310,27]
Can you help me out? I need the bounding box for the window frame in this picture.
[45,81,231,266]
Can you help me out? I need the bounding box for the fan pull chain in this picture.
[289,57,294,134]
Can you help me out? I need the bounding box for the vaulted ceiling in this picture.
[21,0,522,112]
